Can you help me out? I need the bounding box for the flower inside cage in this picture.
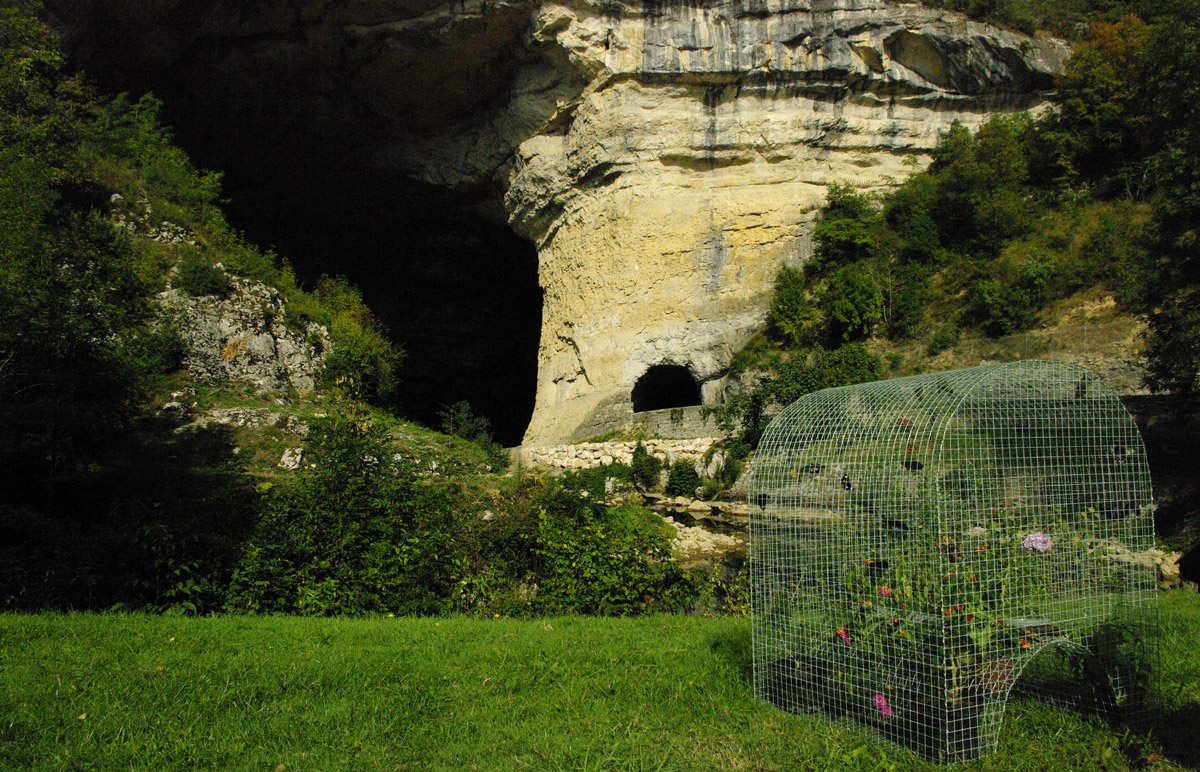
[750,361,1157,763]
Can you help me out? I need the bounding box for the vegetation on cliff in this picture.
[728,1,1200,452]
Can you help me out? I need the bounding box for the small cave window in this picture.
[631,364,702,413]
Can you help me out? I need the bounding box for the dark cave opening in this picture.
[631,364,702,413]
[221,172,542,446]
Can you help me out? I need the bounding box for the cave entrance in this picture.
[220,172,541,447]
[631,364,702,413]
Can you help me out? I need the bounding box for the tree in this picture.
[769,265,819,346]
[821,264,883,343]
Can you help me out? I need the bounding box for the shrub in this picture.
[770,265,820,346]
[437,400,510,471]
[927,325,960,356]
[665,459,701,497]
[231,405,459,615]
[174,253,229,297]
[820,264,883,343]
[630,442,662,489]
[887,264,931,339]
[316,276,403,406]
[964,252,1055,337]
[561,462,632,501]
[817,343,883,388]
[529,485,693,615]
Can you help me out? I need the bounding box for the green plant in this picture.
[664,459,701,497]
[630,442,662,489]
[173,253,230,297]
[528,485,693,615]
[926,326,961,355]
[770,265,820,347]
[317,276,402,406]
[436,400,510,471]
[231,403,459,615]
[821,264,883,343]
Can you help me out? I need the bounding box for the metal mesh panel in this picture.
[750,361,1156,762]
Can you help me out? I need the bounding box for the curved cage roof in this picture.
[750,361,1156,762]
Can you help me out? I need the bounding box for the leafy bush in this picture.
[174,253,230,297]
[810,184,881,274]
[964,251,1056,336]
[926,325,961,356]
[665,459,701,497]
[818,343,884,388]
[630,442,662,489]
[821,264,883,343]
[528,485,693,615]
[437,400,510,471]
[231,405,459,615]
[316,276,402,406]
[769,265,820,346]
[560,462,633,501]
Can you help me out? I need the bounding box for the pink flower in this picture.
[879,585,892,597]
[1021,531,1053,552]
[873,694,894,718]
[837,626,853,645]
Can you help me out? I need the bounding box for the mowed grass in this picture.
[2,592,1198,772]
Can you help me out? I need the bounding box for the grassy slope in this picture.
[2,592,1197,772]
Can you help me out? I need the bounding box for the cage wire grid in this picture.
[749,360,1157,762]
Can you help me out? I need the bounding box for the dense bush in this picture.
[315,276,402,406]
[231,406,459,616]
[665,459,701,497]
[437,400,511,470]
[174,253,230,297]
[769,265,818,347]
[526,485,694,615]
[630,442,662,489]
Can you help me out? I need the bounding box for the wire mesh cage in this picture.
[749,360,1157,762]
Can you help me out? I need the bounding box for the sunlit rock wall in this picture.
[507,0,1067,444]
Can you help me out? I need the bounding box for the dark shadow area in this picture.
[1124,395,1200,553]
[220,172,542,446]
[708,626,753,683]
[0,415,258,612]
[631,364,701,413]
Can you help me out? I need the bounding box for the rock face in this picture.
[158,275,331,393]
[506,1,1067,444]
[47,0,1069,445]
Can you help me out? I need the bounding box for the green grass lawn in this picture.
[2,592,1198,772]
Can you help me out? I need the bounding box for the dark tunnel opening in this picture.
[631,364,702,413]
[221,172,542,446]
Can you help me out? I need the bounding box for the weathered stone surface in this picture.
[518,436,722,469]
[157,274,331,393]
[507,1,1067,445]
[49,1,1069,445]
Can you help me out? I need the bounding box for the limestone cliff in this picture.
[46,0,1069,446]
[506,1,1067,444]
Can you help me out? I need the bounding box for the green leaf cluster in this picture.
[437,400,510,470]
[232,405,458,616]
[665,459,701,497]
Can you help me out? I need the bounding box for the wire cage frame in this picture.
[749,360,1157,762]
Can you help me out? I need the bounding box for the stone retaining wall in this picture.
[520,437,722,470]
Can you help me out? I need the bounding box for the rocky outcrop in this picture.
[48,1,1070,445]
[157,274,331,393]
[508,1,1067,444]
[520,436,724,469]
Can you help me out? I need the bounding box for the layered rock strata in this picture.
[508,0,1067,444]
[47,0,1070,445]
